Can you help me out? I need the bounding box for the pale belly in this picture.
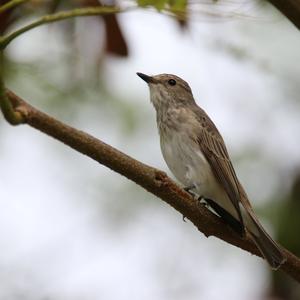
[160,131,239,219]
[160,132,213,196]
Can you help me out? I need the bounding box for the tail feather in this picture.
[246,212,286,270]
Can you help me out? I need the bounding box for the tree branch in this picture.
[0,6,132,49]
[2,89,300,283]
[0,53,24,124]
[268,0,300,30]
[0,0,28,14]
[0,78,23,124]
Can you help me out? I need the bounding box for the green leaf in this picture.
[137,0,153,7]
[168,0,187,20]
[137,0,169,11]
[169,0,187,11]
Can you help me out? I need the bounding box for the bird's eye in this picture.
[168,79,176,86]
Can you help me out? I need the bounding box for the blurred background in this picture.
[0,0,300,299]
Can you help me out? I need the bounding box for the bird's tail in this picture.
[245,210,286,270]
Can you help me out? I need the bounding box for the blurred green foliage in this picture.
[137,0,187,11]
[269,174,300,299]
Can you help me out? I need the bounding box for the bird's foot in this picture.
[196,195,207,208]
[183,184,196,196]
[183,185,206,207]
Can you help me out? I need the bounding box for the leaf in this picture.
[169,0,187,11]
[137,0,169,11]
[137,0,154,7]
[169,0,187,22]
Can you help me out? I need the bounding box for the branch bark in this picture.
[268,0,300,30]
[3,89,300,283]
[0,53,24,124]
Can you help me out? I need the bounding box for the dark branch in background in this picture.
[268,0,300,30]
[3,90,300,283]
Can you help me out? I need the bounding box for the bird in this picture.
[137,72,286,269]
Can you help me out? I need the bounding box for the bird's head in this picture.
[137,73,195,111]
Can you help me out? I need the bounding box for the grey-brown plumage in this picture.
[137,72,286,269]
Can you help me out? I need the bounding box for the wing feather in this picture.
[195,110,244,226]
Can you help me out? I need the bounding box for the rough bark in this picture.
[4,89,300,283]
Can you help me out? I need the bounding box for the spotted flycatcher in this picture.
[137,72,286,269]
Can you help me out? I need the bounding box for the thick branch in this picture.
[0,78,23,124]
[0,53,24,124]
[268,0,300,30]
[3,89,300,283]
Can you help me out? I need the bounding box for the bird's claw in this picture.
[196,196,207,208]
[184,184,196,193]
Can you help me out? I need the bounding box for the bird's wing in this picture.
[195,109,244,226]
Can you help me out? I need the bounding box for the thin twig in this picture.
[0,6,133,49]
[0,0,28,14]
[3,89,300,283]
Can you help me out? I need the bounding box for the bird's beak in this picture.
[136,72,154,84]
